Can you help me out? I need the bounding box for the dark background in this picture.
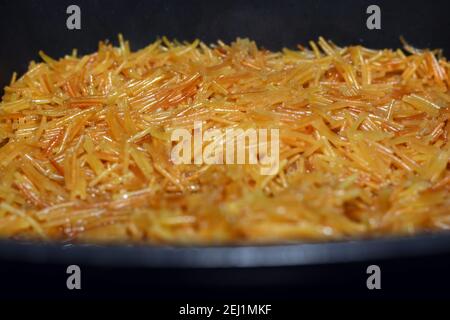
[0,0,450,301]
[1,0,450,91]
[2,255,450,300]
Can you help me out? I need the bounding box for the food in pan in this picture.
[0,36,449,243]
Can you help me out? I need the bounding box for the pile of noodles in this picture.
[0,36,449,243]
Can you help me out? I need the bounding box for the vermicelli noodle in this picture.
[0,36,448,243]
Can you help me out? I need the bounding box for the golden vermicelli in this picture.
[0,36,449,243]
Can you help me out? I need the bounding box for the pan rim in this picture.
[0,232,450,268]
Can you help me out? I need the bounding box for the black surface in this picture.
[1,0,450,91]
[2,254,450,299]
[0,0,450,299]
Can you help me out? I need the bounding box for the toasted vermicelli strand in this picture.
[0,36,449,243]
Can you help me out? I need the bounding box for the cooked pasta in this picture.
[0,36,449,243]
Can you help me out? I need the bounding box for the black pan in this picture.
[0,0,449,299]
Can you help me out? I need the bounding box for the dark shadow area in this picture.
[1,254,450,299]
[1,0,449,92]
